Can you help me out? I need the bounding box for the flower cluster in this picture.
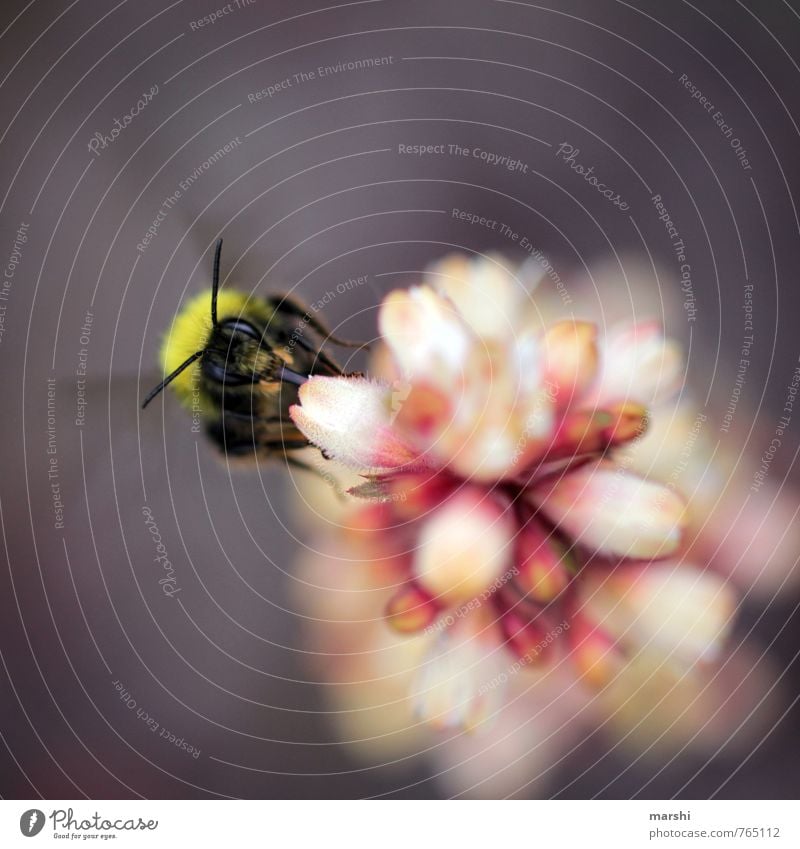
[289,254,737,728]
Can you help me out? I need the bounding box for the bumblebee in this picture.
[142,239,359,462]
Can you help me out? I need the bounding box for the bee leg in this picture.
[214,431,309,456]
[269,295,370,351]
[291,335,345,376]
[265,438,311,451]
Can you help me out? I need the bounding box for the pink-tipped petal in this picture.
[531,461,688,559]
[290,376,421,472]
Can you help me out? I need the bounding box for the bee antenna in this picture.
[211,237,223,327]
[141,350,204,409]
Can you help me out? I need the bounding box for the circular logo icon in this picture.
[19,810,45,837]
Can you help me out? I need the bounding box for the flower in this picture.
[289,252,735,729]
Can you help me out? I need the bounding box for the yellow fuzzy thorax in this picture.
[160,289,269,406]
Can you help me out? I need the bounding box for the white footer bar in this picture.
[1,799,796,847]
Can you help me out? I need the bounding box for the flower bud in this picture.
[497,607,555,665]
[514,521,571,604]
[385,583,442,633]
[548,402,648,460]
[566,610,625,689]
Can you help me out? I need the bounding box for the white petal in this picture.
[593,320,684,406]
[413,489,513,604]
[540,320,599,408]
[531,461,687,559]
[580,564,737,667]
[412,617,505,731]
[379,285,472,380]
[290,376,421,471]
[426,253,525,339]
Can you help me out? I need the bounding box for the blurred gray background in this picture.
[1,0,799,798]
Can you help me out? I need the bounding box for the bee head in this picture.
[142,240,305,409]
[201,315,301,390]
